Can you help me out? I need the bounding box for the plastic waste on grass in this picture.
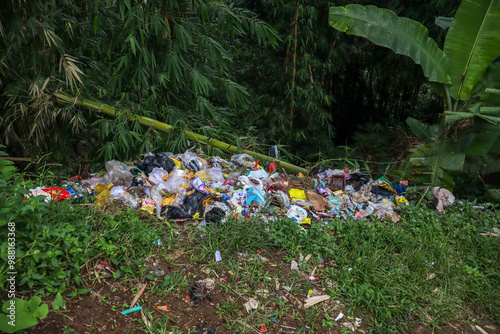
[148,167,169,185]
[431,187,455,213]
[28,187,70,202]
[205,207,226,225]
[189,279,215,305]
[110,186,139,208]
[102,160,134,186]
[40,146,416,227]
[151,186,164,216]
[231,153,255,168]
[162,191,210,219]
[207,168,225,183]
[95,183,114,206]
[287,205,308,223]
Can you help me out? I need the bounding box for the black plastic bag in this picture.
[190,281,214,305]
[162,191,210,219]
[205,207,225,225]
[347,173,371,191]
[134,153,176,176]
[371,186,395,199]
[310,166,325,177]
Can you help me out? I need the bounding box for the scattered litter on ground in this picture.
[26,149,431,227]
[244,298,259,313]
[156,305,171,312]
[304,295,330,308]
[196,322,216,334]
[190,278,215,305]
[342,322,356,332]
[431,186,455,213]
[120,305,142,315]
[215,251,222,262]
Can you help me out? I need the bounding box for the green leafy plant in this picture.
[0,0,280,164]
[398,117,465,189]
[51,292,66,311]
[322,313,338,327]
[329,0,500,189]
[0,296,49,333]
[151,271,188,297]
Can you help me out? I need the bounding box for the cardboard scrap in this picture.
[303,295,330,309]
[480,232,499,237]
[130,283,147,307]
[306,191,327,212]
[475,325,488,334]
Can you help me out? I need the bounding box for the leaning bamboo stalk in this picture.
[54,93,310,175]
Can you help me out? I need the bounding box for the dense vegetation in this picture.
[1,1,499,332]
[0,0,460,161]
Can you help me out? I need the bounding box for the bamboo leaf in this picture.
[329,5,451,84]
[129,36,136,56]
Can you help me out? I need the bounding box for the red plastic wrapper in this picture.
[41,187,71,201]
[268,162,276,173]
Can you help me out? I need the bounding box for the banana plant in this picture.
[329,0,500,189]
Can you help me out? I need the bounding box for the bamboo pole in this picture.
[54,93,309,175]
[0,157,35,162]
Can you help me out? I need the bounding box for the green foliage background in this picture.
[0,0,462,166]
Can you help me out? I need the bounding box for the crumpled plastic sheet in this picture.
[102,160,134,187]
[432,187,455,213]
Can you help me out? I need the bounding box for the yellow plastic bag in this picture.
[289,189,307,201]
[95,183,114,206]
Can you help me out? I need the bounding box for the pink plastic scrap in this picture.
[431,187,455,213]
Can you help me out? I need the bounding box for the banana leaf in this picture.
[472,63,500,96]
[329,5,450,84]
[462,155,500,174]
[405,138,465,190]
[406,117,442,141]
[465,118,500,155]
[481,88,500,104]
[444,0,500,100]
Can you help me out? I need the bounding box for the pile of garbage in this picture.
[27,151,412,224]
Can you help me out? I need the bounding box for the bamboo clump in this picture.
[54,93,309,175]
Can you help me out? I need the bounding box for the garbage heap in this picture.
[28,151,410,224]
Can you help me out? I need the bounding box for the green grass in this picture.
[1,157,499,332]
[188,203,499,332]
